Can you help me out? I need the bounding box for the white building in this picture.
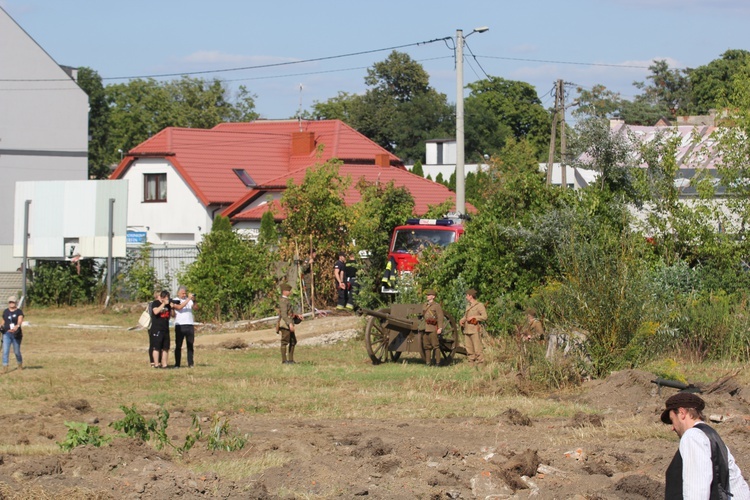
[0,7,89,271]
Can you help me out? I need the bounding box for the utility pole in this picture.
[455,29,466,215]
[546,81,560,186]
[546,79,568,188]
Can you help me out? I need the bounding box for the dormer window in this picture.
[233,169,256,187]
[144,173,167,202]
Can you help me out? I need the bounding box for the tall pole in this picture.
[546,84,559,186]
[21,200,30,307]
[106,198,114,307]
[560,80,567,189]
[455,29,466,215]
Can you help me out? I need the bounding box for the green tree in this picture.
[258,210,278,246]
[120,243,161,301]
[417,139,562,332]
[77,67,113,178]
[411,160,424,177]
[280,160,351,305]
[308,52,454,163]
[633,60,694,116]
[349,179,415,307]
[569,117,643,203]
[690,49,750,114]
[303,91,358,121]
[464,77,551,160]
[180,216,276,321]
[106,76,258,155]
[572,84,623,120]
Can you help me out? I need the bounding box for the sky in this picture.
[3,0,750,119]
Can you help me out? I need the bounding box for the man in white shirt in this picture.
[172,286,197,368]
[662,392,750,499]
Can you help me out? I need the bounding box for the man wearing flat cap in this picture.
[277,283,300,364]
[421,289,444,366]
[661,392,750,499]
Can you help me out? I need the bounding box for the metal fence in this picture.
[124,245,199,294]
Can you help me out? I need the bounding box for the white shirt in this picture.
[173,299,194,326]
[680,424,750,500]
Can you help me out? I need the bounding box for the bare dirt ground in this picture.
[0,314,749,499]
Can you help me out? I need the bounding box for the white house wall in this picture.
[120,158,212,246]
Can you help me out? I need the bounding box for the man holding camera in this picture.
[172,286,197,368]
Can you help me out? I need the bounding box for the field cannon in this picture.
[362,304,466,365]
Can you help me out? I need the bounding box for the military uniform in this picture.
[421,291,444,366]
[278,285,297,364]
[460,292,487,366]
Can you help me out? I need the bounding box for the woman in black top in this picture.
[149,290,172,368]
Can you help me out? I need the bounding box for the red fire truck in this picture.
[387,217,465,273]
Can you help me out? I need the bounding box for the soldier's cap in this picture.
[280,284,292,292]
[7,295,17,303]
[424,289,436,296]
[466,288,478,298]
[660,392,705,424]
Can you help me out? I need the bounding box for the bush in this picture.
[180,216,277,321]
[119,242,162,301]
[29,259,101,306]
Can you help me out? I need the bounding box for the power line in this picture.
[479,54,651,69]
[0,39,451,83]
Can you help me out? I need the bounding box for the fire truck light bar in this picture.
[405,218,454,226]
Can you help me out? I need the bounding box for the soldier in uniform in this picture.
[277,283,300,364]
[421,289,444,366]
[459,288,487,366]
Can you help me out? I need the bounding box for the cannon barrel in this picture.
[651,378,702,393]
[360,308,420,331]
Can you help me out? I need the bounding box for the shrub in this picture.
[29,259,101,306]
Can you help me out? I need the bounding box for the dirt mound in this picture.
[578,369,661,416]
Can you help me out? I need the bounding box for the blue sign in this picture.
[127,231,147,244]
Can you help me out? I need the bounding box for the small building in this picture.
[0,7,89,271]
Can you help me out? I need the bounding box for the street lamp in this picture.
[455,26,488,215]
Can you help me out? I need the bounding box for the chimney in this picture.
[291,132,315,155]
[375,153,390,167]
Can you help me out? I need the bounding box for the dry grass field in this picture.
[0,305,748,499]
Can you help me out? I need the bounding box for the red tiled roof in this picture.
[226,163,469,222]
[110,120,403,205]
[213,120,402,167]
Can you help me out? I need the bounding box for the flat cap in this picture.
[466,288,478,298]
[280,283,292,292]
[424,289,437,296]
[660,392,705,424]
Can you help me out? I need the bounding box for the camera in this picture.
[171,298,181,305]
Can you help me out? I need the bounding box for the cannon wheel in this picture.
[365,307,399,364]
[437,311,460,365]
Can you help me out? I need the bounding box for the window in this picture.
[233,168,256,187]
[144,173,167,202]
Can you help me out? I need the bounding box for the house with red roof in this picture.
[110,119,462,245]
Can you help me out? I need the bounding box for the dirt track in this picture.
[1,315,749,499]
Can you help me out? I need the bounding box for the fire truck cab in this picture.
[387,216,465,273]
